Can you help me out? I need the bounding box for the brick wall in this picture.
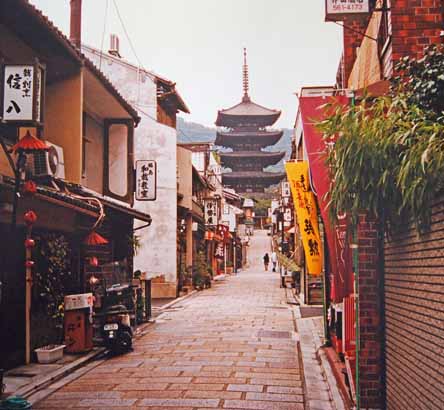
[384,199,444,410]
[357,214,384,410]
[391,0,443,63]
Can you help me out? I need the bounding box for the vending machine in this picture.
[64,293,94,353]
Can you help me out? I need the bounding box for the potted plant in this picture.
[226,261,234,274]
[32,233,72,363]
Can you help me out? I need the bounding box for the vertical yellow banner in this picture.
[285,162,322,275]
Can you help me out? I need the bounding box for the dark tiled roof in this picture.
[4,0,140,124]
[0,175,99,214]
[216,98,281,127]
[222,171,286,181]
[219,151,285,159]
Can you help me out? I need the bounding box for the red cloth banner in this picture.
[299,96,353,303]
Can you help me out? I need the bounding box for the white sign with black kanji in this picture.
[135,160,156,201]
[284,207,292,222]
[204,199,218,226]
[281,181,291,198]
[3,65,35,121]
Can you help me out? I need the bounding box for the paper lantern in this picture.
[23,180,37,194]
[24,210,37,226]
[84,231,108,245]
[24,239,35,248]
[88,256,99,267]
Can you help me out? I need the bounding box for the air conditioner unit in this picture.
[31,142,65,179]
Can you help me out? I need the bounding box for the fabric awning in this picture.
[299,96,353,303]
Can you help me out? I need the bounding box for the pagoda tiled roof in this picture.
[216,97,281,127]
[220,151,285,159]
[215,129,283,148]
[222,171,286,182]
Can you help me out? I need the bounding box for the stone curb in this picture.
[316,347,347,410]
[12,347,106,401]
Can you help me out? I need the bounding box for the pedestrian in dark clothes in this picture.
[263,253,270,271]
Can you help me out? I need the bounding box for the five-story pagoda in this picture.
[215,49,285,193]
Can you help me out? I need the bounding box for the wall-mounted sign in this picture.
[281,181,291,198]
[214,242,224,260]
[204,199,218,226]
[284,207,292,223]
[135,160,156,201]
[2,63,44,123]
[325,0,370,21]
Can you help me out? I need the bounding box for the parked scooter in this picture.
[102,303,133,354]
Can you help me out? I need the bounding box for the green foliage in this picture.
[33,233,73,343]
[393,45,444,116]
[192,248,211,289]
[127,234,142,256]
[317,46,444,232]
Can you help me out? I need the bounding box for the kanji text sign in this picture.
[285,162,322,275]
[3,65,36,121]
[136,160,156,201]
[204,199,218,226]
[326,0,370,20]
[281,181,291,198]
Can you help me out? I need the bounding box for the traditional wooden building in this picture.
[215,49,285,194]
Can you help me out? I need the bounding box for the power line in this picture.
[112,0,144,69]
[107,2,193,143]
[99,0,109,71]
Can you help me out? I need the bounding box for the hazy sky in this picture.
[30,0,343,129]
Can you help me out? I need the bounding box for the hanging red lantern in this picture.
[84,231,108,245]
[88,256,99,267]
[25,260,35,268]
[24,238,35,248]
[23,180,37,194]
[24,210,38,226]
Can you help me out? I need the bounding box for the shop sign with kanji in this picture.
[204,199,218,226]
[283,207,292,222]
[285,161,323,275]
[281,181,291,198]
[325,0,370,21]
[214,242,224,260]
[2,64,44,123]
[135,160,156,201]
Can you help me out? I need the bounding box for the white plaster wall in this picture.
[83,46,178,283]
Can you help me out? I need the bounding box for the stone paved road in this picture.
[35,230,305,410]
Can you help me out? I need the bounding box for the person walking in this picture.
[271,250,278,272]
[263,253,270,271]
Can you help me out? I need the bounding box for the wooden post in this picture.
[25,229,32,364]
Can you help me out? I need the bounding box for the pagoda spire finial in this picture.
[242,47,250,102]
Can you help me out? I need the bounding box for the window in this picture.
[103,119,134,204]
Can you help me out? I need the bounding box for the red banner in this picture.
[299,96,353,302]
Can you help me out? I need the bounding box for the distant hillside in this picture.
[177,117,292,171]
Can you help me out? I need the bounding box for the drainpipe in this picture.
[350,90,360,410]
[351,227,360,410]
[70,0,82,49]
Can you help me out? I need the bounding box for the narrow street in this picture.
[34,230,305,410]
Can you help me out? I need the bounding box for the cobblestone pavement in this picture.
[35,230,305,410]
